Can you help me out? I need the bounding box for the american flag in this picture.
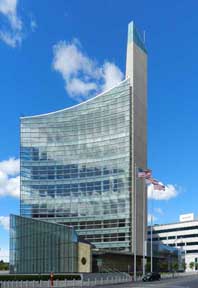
[146,177,159,185]
[153,184,166,191]
[137,168,152,179]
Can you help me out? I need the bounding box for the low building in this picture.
[147,241,184,272]
[10,215,92,274]
[148,213,198,271]
[92,243,184,273]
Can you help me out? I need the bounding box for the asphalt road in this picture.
[95,274,198,288]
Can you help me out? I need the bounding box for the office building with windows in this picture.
[19,21,147,260]
[148,213,198,271]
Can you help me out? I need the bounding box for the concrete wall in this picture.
[78,242,92,273]
[126,22,147,257]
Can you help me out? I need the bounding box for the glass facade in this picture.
[147,241,185,272]
[20,79,132,251]
[10,214,78,274]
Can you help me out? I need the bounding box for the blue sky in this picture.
[1,0,198,260]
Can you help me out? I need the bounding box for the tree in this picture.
[195,262,198,271]
[145,260,150,272]
[189,262,195,271]
[159,261,168,272]
[172,262,179,272]
[0,260,9,271]
[182,262,187,271]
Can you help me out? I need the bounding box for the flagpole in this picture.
[137,173,165,275]
[137,168,151,277]
[142,182,145,276]
[134,163,137,281]
[150,187,153,273]
[137,168,159,276]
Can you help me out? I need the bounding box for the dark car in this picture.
[142,272,161,281]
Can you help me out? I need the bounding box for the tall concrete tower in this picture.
[126,21,147,257]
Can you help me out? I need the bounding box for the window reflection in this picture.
[21,80,131,251]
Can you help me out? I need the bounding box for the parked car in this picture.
[142,272,161,281]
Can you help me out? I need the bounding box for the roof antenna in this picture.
[143,30,146,43]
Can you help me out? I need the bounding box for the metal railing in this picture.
[0,274,132,288]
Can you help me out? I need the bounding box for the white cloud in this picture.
[0,0,20,27]
[148,213,157,224]
[30,18,37,32]
[0,0,37,47]
[0,30,21,47]
[52,40,123,101]
[0,158,20,175]
[0,247,9,262]
[154,207,164,215]
[0,158,20,198]
[148,184,178,200]
[102,62,124,91]
[0,0,23,47]
[4,175,20,197]
[67,78,97,98]
[0,216,9,230]
[53,40,98,78]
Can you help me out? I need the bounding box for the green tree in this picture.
[0,260,9,271]
[172,262,178,272]
[159,261,168,272]
[145,260,151,272]
[189,262,195,270]
[182,262,187,271]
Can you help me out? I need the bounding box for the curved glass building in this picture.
[20,21,147,255]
